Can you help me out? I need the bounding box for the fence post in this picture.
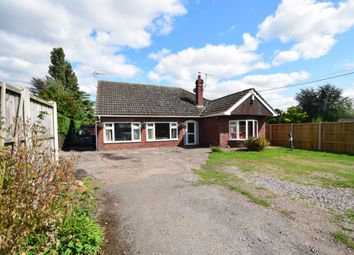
[291,123,294,149]
[0,82,6,147]
[52,101,59,160]
[269,124,272,144]
[318,122,322,151]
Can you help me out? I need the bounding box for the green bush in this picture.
[58,113,71,135]
[210,145,223,152]
[243,137,269,151]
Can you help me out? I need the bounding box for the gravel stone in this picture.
[227,167,354,211]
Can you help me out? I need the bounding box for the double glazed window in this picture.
[146,122,178,141]
[104,122,141,143]
[229,120,258,140]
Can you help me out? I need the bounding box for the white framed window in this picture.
[229,120,258,141]
[103,122,141,143]
[146,122,178,141]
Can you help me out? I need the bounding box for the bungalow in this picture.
[95,75,277,150]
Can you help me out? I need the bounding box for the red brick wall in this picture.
[198,117,219,146]
[96,116,267,150]
[97,117,188,151]
[217,116,267,148]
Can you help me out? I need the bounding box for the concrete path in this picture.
[74,147,348,255]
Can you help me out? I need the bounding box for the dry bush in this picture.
[0,118,75,254]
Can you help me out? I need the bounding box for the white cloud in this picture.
[343,60,354,70]
[148,33,268,84]
[258,0,354,65]
[204,71,309,100]
[148,48,171,60]
[0,0,187,94]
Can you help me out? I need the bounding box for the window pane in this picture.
[230,126,237,139]
[171,123,177,127]
[155,123,170,140]
[239,121,246,139]
[188,122,194,133]
[114,123,132,141]
[171,128,177,139]
[254,121,258,137]
[105,129,113,141]
[188,134,195,144]
[133,128,140,140]
[148,128,154,140]
[105,123,113,128]
[147,123,154,127]
[248,121,254,138]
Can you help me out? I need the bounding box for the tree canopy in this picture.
[267,106,308,124]
[296,84,354,122]
[30,48,95,147]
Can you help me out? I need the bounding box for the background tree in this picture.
[30,48,95,148]
[296,84,354,122]
[267,107,308,124]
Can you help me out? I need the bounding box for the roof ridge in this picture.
[98,80,182,90]
[210,88,254,102]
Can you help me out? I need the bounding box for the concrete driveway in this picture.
[75,147,346,255]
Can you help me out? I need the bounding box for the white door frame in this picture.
[184,120,198,145]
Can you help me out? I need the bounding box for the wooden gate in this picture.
[0,82,58,159]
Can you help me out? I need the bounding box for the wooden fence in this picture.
[0,82,58,159]
[266,122,354,154]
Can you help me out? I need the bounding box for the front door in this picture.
[185,120,198,145]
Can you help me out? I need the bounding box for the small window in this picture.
[146,122,178,141]
[103,122,141,143]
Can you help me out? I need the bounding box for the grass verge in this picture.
[207,148,354,188]
[332,231,354,249]
[56,178,104,254]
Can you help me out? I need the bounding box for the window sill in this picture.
[146,138,179,142]
[103,140,141,144]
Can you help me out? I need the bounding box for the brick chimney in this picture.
[195,74,204,107]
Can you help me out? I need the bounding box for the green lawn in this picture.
[207,148,354,188]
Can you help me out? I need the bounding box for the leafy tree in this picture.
[266,109,284,124]
[296,84,354,122]
[267,107,308,124]
[30,48,95,148]
[282,106,308,123]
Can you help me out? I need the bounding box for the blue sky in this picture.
[1,0,354,109]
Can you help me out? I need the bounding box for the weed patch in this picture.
[193,168,270,207]
[332,231,354,249]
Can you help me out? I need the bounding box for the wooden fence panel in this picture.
[266,122,354,155]
[293,123,318,151]
[268,124,291,147]
[0,82,58,159]
[321,122,354,154]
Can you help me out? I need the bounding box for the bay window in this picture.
[104,122,141,143]
[146,122,178,141]
[229,120,258,140]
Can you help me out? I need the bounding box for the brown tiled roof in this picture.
[96,80,207,116]
[201,89,253,115]
[95,80,263,117]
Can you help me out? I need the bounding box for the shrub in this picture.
[210,145,223,152]
[243,137,268,151]
[0,119,104,254]
[0,120,75,254]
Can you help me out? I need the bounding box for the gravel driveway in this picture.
[74,147,349,255]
